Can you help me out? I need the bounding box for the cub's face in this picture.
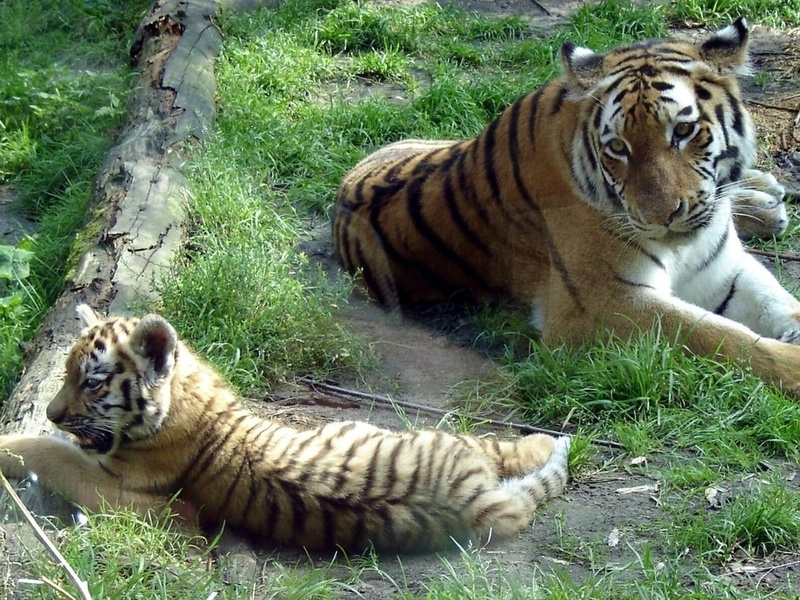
[47,307,177,455]
[562,19,754,241]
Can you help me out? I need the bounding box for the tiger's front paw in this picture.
[731,169,788,239]
[778,328,800,345]
[0,435,33,479]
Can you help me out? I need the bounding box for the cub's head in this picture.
[562,18,754,240]
[47,304,179,455]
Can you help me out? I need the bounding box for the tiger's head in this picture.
[46,305,178,455]
[562,18,753,241]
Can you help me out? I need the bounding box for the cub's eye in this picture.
[83,374,109,392]
[673,122,696,140]
[605,138,629,157]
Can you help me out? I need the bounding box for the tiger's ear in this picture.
[76,304,101,328]
[561,42,605,92]
[129,315,178,383]
[699,17,750,74]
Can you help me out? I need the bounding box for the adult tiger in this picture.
[333,19,800,395]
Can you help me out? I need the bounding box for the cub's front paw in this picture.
[731,169,788,240]
[0,435,30,479]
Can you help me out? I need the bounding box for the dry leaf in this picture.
[607,528,620,547]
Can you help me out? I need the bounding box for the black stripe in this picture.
[714,104,729,147]
[694,84,712,100]
[366,182,454,298]
[190,413,249,481]
[384,438,404,498]
[384,154,416,182]
[613,274,656,290]
[692,227,729,275]
[444,163,492,258]
[549,84,569,115]
[406,172,497,293]
[362,438,383,497]
[714,273,740,315]
[121,378,132,411]
[321,506,337,549]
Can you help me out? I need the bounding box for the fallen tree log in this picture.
[0,0,274,437]
[1,0,210,437]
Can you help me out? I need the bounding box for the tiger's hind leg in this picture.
[730,169,788,239]
[457,433,563,478]
[468,436,570,544]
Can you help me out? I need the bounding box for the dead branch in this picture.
[746,99,798,114]
[747,247,800,262]
[298,377,625,449]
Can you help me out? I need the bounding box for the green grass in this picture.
[667,0,800,27]
[0,0,150,400]
[6,0,800,597]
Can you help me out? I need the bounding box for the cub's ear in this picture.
[561,41,605,93]
[129,315,178,383]
[76,304,101,328]
[699,17,750,74]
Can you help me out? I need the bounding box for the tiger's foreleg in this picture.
[546,288,800,397]
[708,248,800,343]
[0,435,168,516]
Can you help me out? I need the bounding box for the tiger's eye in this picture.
[673,122,695,138]
[607,138,627,155]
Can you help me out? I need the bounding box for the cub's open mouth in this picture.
[62,429,115,454]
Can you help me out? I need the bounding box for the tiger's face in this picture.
[46,306,176,455]
[564,19,753,241]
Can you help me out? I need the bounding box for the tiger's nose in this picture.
[653,201,685,226]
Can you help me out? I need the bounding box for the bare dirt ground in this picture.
[1,1,799,597]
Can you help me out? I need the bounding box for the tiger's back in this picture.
[332,106,569,307]
[0,305,569,553]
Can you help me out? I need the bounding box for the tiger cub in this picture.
[0,305,569,553]
[333,19,800,395]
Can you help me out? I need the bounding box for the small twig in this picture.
[0,470,92,600]
[756,559,800,588]
[299,377,624,449]
[747,247,800,262]
[745,99,798,114]
[528,0,552,16]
